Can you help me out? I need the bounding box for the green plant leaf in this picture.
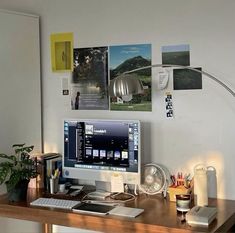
[12,143,25,148]
[0,143,37,189]
[0,154,15,161]
[15,145,34,154]
[0,163,12,184]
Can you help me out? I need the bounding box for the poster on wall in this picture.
[109,44,152,111]
[161,44,190,66]
[50,32,73,72]
[71,46,109,110]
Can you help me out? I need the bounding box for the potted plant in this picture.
[0,143,39,202]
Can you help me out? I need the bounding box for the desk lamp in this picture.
[109,64,235,98]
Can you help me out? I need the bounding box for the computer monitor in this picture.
[63,119,141,190]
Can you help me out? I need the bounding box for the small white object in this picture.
[70,185,84,190]
[87,191,111,200]
[158,70,169,90]
[58,183,66,193]
[207,166,217,198]
[194,164,208,206]
[108,206,144,218]
[111,173,124,193]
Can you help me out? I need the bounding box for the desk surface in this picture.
[0,189,234,233]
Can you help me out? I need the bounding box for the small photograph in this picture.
[173,68,202,90]
[93,149,99,158]
[166,109,174,118]
[107,151,113,160]
[85,124,94,135]
[114,151,121,159]
[62,90,69,95]
[71,46,109,110]
[61,78,69,95]
[121,151,128,159]
[85,149,92,156]
[109,44,152,111]
[165,92,174,119]
[100,150,106,158]
[161,44,190,66]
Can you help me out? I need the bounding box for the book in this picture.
[186,206,217,226]
[41,153,61,190]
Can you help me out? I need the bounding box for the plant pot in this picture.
[7,179,30,202]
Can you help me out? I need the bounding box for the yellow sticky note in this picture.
[50,32,73,72]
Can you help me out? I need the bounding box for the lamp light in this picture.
[109,64,235,98]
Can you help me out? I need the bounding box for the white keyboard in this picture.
[30,198,80,210]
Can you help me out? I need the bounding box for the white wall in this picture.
[43,0,235,201]
[0,0,235,232]
[0,9,42,233]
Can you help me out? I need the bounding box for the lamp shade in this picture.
[109,74,144,97]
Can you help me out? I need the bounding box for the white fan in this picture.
[139,163,168,196]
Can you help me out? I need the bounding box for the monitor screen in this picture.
[63,119,141,185]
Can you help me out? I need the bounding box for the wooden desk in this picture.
[0,189,234,233]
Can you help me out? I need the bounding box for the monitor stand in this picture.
[86,181,111,200]
[95,181,111,192]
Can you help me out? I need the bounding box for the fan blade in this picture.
[145,166,157,175]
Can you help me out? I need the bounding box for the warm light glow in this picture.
[185,151,225,199]
[44,142,59,153]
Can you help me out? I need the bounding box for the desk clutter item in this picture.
[30,197,80,210]
[86,191,111,200]
[175,194,191,212]
[108,206,144,218]
[168,172,192,202]
[49,177,59,194]
[168,185,191,202]
[139,163,168,196]
[41,153,62,192]
[110,192,134,201]
[186,206,217,226]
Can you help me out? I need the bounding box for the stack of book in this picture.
[28,153,62,189]
[186,206,217,226]
[41,153,62,192]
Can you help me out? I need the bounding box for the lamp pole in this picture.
[122,64,235,97]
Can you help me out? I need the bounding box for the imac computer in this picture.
[63,119,141,191]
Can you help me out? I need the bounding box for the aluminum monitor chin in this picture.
[63,119,141,186]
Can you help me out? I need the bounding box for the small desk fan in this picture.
[139,163,168,196]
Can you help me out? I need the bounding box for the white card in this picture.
[111,173,124,193]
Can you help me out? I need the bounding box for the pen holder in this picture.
[168,185,192,202]
[49,178,59,194]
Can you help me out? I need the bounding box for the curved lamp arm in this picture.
[110,64,235,97]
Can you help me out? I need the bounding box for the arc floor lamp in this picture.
[109,64,235,98]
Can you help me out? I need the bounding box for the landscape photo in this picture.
[71,46,109,110]
[109,44,152,111]
[173,67,202,90]
[161,44,190,66]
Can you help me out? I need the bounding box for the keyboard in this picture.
[30,198,80,210]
